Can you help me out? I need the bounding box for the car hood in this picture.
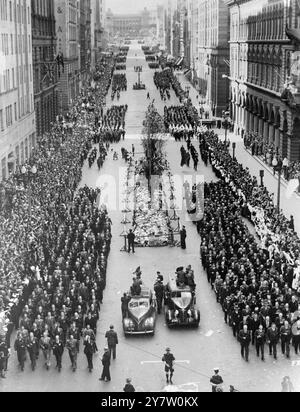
[172,296,191,310]
[128,299,150,322]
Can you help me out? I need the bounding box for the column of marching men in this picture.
[0,56,121,377]
[196,130,300,363]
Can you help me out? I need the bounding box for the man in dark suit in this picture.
[123,378,135,392]
[105,325,118,360]
[99,347,111,382]
[238,324,251,362]
[128,230,135,254]
[180,226,187,250]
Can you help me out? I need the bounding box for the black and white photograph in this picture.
[0,0,300,396]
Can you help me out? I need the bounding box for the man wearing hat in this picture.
[99,347,111,382]
[105,325,119,360]
[123,378,135,392]
[154,278,164,315]
[162,348,175,385]
[180,226,187,250]
[210,368,223,392]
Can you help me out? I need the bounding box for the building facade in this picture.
[106,8,152,39]
[226,0,300,161]
[55,0,80,114]
[31,0,58,139]
[0,0,36,180]
[191,0,230,117]
[91,0,106,67]
[79,0,91,83]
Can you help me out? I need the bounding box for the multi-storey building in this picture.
[106,8,151,39]
[226,0,300,161]
[192,0,230,117]
[91,0,106,67]
[31,0,58,139]
[0,0,36,180]
[55,0,80,114]
[79,0,91,83]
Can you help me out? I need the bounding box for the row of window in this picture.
[0,94,33,130]
[1,132,36,180]
[0,0,30,25]
[0,32,31,56]
[0,64,32,94]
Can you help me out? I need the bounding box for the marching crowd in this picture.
[153,69,186,102]
[164,105,200,141]
[196,130,300,362]
[111,74,127,101]
[0,57,115,377]
[97,105,128,143]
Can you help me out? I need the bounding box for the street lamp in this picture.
[260,170,265,187]
[232,142,236,160]
[222,110,232,145]
[21,164,38,231]
[272,159,283,213]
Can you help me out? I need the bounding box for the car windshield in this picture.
[129,300,149,309]
[171,292,192,309]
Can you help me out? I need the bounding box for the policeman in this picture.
[105,325,119,360]
[210,368,224,392]
[14,334,26,371]
[123,378,135,392]
[154,279,164,314]
[26,332,39,371]
[99,347,111,382]
[162,348,175,385]
[52,335,64,372]
[0,336,8,378]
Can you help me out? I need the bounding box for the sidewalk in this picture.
[176,72,300,237]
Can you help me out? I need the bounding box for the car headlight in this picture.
[175,310,179,316]
[145,318,154,327]
[187,310,192,316]
[124,319,134,327]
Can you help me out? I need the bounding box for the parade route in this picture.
[2,41,300,393]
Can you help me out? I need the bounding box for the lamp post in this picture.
[260,170,265,187]
[21,165,38,232]
[232,142,236,160]
[222,110,232,145]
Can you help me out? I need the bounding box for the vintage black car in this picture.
[164,277,200,328]
[123,286,157,336]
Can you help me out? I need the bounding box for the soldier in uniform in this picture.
[238,324,251,362]
[280,320,292,359]
[0,336,8,378]
[210,368,224,392]
[267,323,279,360]
[14,334,27,371]
[52,335,64,372]
[162,347,175,385]
[99,347,111,382]
[66,334,78,372]
[254,324,266,361]
[105,325,118,360]
[84,335,94,373]
[26,332,39,371]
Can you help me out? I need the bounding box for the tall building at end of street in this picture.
[106,7,152,40]
[190,0,230,117]
[55,0,80,114]
[225,0,300,162]
[31,0,58,140]
[0,0,36,180]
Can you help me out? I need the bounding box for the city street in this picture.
[2,42,300,393]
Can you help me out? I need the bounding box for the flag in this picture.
[285,179,299,199]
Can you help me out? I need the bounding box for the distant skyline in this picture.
[107,0,163,14]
